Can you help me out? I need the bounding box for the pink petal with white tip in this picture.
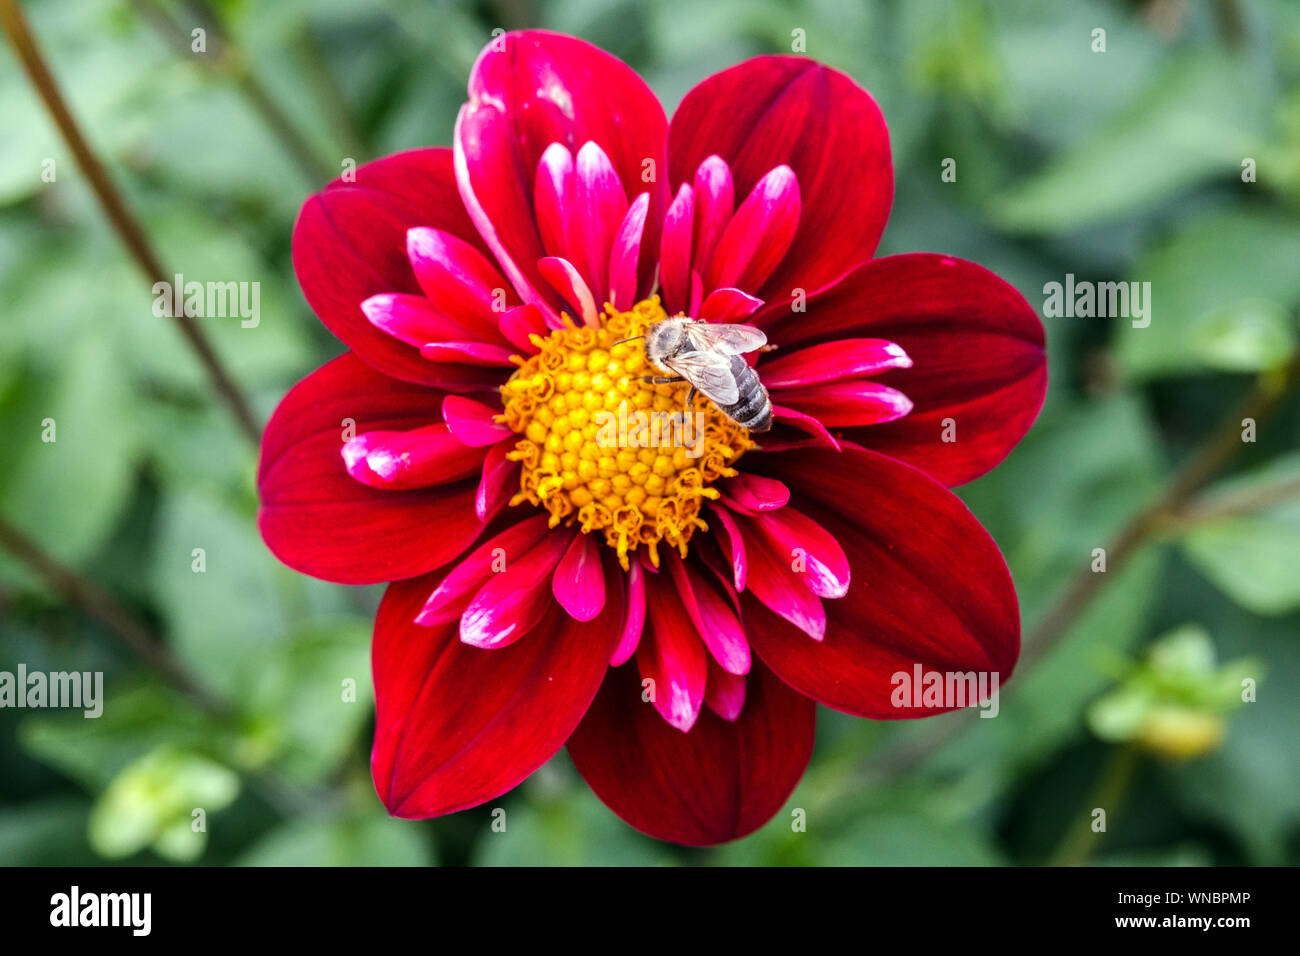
[709,503,748,593]
[553,532,606,622]
[742,507,850,600]
[668,556,750,676]
[704,165,800,294]
[538,256,600,328]
[476,442,519,521]
[699,287,764,323]
[460,530,572,649]
[574,141,628,306]
[500,303,548,351]
[341,424,484,491]
[406,227,514,341]
[776,381,913,427]
[718,473,790,514]
[534,143,575,261]
[691,155,734,276]
[361,293,475,349]
[415,515,551,626]
[658,183,694,315]
[419,342,517,366]
[637,573,708,732]
[610,559,646,666]
[607,193,650,310]
[761,338,912,388]
[705,660,746,722]
[770,405,841,450]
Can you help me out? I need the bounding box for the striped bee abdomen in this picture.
[719,355,772,433]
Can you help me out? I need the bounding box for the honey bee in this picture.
[626,318,772,433]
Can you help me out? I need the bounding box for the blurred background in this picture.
[2,0,1298,866]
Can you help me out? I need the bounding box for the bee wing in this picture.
[682,321,767,355]
[667,350,740,406]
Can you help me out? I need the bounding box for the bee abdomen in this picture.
[720,357,772,433]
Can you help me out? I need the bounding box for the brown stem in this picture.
[0,516,342,817]
[867,355,1300,782]
[1047,744,1141,867]
[132,0,334,185]
[0,0,261,446]
[0,516,229,719]
[1020,355,1300,672]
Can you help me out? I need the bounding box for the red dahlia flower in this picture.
[258,30,1047,845]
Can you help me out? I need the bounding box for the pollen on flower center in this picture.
[499,297,754,569]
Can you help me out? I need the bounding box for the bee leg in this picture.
[642,375,686,385]
[685,386,698,406]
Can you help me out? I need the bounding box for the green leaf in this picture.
[991,52,1269,232]
[474,781,672,867]
[150,490,288,697]
[0,331,141,585]
[819,810,1004,866]
[236,812,434,866]
[1117,209,1300,379]
[1181,456,1300,615]
[245,618,374,783]
[87,746,239,861]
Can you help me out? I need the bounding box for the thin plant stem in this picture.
[0,0,261,445]
[1047,745,1141,867]
[0,516,228,718]
[866,355,1300,782]
[132,0,335,184]
[0,515,338,817]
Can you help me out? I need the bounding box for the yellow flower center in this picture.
[499,297,754,569]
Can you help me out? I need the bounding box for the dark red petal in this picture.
[258,354,483,584]
[749,445,1020,718]
[455,30,668,318]
[292,148,499,388]
[668,57,892,306]
[764,253,1047,486]
[568,659,814,846]
[373,566,622,818]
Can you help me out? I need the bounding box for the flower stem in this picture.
[1047,744,1141,866]
[0,515,337,818]
[0,0,261,446]
[0,516,228,719]
[132,0,335,184]
[866,355,1300,782]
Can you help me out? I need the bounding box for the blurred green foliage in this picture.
[2,0,1299,866]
